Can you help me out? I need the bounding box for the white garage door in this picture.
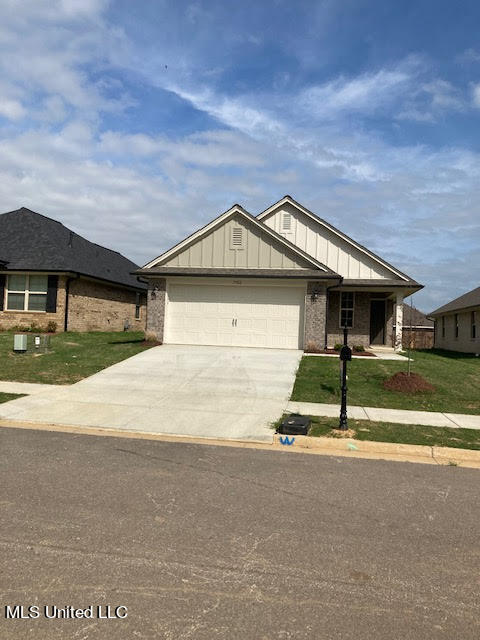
[165,283,305,349]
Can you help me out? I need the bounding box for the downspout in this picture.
[64,273,79,332]
[324,278,343,350]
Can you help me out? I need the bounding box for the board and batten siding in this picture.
[161,215,312,270]
[262,203,395,279]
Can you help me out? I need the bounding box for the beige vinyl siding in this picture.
[161,214,312,269]
[262,203,396,279]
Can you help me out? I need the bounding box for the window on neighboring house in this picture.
[135,293,141,320]
[471,311,477,340]
[6,274,48,311]
[340,292,354,328]
[454,313,459,338]
[441,316,445,338]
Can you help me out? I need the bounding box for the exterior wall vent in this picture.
[231,227,243,248]
[282,212,292,232]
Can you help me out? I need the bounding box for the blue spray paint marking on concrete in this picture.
[279,436,295,446]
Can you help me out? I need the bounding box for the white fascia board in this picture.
[257,196,409,281]
[143,204,328,271]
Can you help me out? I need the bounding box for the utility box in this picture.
[278,413,310,436]
[13,334,28,353]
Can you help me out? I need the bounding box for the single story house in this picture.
[429,286,479,353]
[399,304,434,349]
[0,207,147,332]
[135,196,422,351]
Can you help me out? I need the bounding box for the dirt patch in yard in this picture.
[383,371,435,394]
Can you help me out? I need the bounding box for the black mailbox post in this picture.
[338,326,351,431]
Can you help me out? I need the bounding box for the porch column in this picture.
[394,292,404,351]
[146,278,166,342]
[304,282,327,351]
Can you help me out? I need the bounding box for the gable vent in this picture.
[232,227,243,247]
[282,212,292,231]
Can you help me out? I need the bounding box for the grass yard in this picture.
[291,349,480,415]
[0,331,154,385]
[0,392,24,403]
[280,415,480,451]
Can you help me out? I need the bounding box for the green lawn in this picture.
[280,415,480,451]
[0,392,24,403]
[291,349,480,414]
[0,331,154,385]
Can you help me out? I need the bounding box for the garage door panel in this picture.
[165,284,304,349]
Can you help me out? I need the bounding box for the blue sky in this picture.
[1,0,480,310]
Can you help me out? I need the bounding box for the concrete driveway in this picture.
[0,345,302,441]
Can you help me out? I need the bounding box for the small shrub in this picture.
[11,324,31,332]
[30,321,42,333]
[144,330,159,343]
[305,340,322,353]
[46,321,57,333]
[353,344,365,352]
[334,343,343,351]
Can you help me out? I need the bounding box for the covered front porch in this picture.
[325,285,410,351]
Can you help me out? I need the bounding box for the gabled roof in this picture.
[429,286,480,317]
[257,195,413,282]
[0,207,145,290]
[143,204,336,273]
[402,305,434,328]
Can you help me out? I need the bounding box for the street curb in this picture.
[273,433,480,468]
[1,418,479,469]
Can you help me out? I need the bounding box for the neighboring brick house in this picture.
[135,196,422,351]
[429,286,480,353]
[0,207,146,332]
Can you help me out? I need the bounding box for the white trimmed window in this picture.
[6,274,48,312]
[340,292,354,328]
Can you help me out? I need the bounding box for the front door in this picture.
[370,300,386,345]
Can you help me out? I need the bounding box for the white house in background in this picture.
[135,196,422,351]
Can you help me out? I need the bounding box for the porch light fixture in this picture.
[310,287,321,302]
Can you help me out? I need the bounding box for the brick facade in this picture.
[146,278,166,341]
[326,291,394,349]
[327,291,370,348]
[304,282,327,350]
[0,274,146,332]
[67,278,146,332]
[434,308,480,353]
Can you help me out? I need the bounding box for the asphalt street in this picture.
[0,427,479,639]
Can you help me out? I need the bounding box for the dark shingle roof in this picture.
[402,305,434,328]
[0,207,145,290]
[429,286,480,316]
[134,267,341,279]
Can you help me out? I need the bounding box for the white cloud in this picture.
[0,1,477,313]
[300,68,412,119]
[471,83,480,107]
[0,98,26,120]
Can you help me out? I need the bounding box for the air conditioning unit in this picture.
[13,334,28,353]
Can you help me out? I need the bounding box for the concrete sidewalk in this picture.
[286,400,480,430]
[0,381,64,395]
